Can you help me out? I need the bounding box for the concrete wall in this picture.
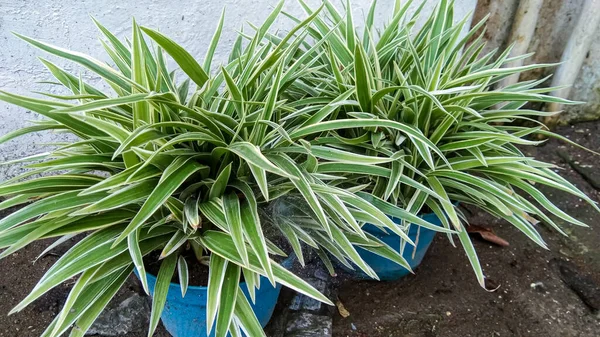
[472,0,600,124]
[0,0,476,181]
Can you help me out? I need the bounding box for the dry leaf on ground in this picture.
[467,225,510,247]
[336,298,350,318]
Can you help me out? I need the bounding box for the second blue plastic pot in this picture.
[141,255,294,337]
[345,211,441,281]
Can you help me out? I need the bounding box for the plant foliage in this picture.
[252,0,599,287]
[0,1,598,337]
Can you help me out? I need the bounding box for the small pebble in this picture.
[530,281,545,291]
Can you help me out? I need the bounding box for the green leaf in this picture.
[14,33,139,91]
[0,190,106,233]
[210,163,232,200]
[72,180,157,216]
[0,91,105,140]
[148,253,177,337]
[92,18,131,64]
[11,226,128,313]
[53,93,148,114]
[457,226,485,287]
[355,192,454,233]
[384,160,403,200]
[310,145,395,164]
[230,320,243,337]
[425,176,461,230]
[27,154,124,171]
[207,254,228,335]
[226,142,292,178]
[358,233,412,272]
[248,164,269,201]
[113,127,166,160]
[68,266,132,337]
[199,200,229,232]
[160,230,188,258]
[290,119,444,161]
[0,194,35,212]
[114,158,206,245]
[269,155,331,237]
[42,266,130,337]
[141,27,209,87]
[215,262,241,337]
[241,268,258,303]
[184,195,201,229]
[240,202,274,283]
[222,67,245,119]
[223,193,249,266]
[204,8,226,71]
[178,256,189,297]
[128,228,149,294]
[0,124,64,145]
[249,61,284,143]
[0,175,101,197]
[354,44,372,111]
[277,221,304,267]
[200,231,333,306]
[323,187,415,245]
[329,223,377,279]
[345,0,356,50]
[0,213,80,259]
[46,210,134,241]
[317,192,363,238]
[79,163,161,195]
[234,286,267,337]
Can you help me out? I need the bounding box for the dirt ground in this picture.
[1,121,600,337]
[333,121,600,337]
[0,232,169,337]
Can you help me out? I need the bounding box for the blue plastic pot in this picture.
[140,255,294,337]
[345,211,441,281]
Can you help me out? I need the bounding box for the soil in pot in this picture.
[144,249,210,286]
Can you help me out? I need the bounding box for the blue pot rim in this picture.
[142,253,296,291]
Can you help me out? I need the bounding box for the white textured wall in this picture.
[0,0,476,180]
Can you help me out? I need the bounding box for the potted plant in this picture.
[0,3,439,337]
[254,0,600,282]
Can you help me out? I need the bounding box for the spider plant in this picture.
[0,3,449,337]
[251,0,600,286]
